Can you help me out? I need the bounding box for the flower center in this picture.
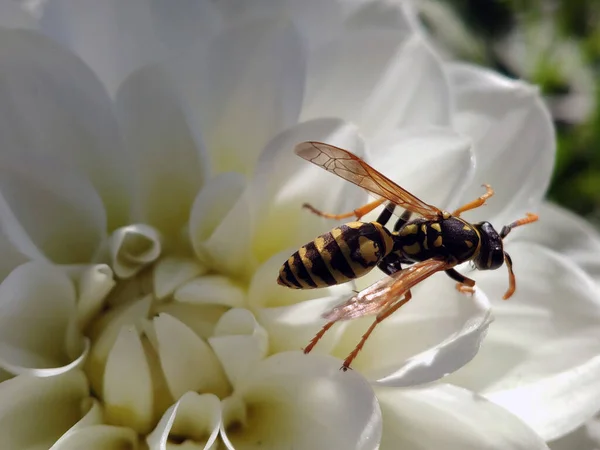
[81,222,255,435]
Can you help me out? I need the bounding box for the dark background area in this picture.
[425,0,600,222]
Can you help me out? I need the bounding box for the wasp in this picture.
[277,141,538,371]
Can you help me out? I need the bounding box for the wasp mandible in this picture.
[277,141,538,371]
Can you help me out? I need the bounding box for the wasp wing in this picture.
[295,141,442,219]
[323,259,450,322]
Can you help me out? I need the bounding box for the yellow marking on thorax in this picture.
[358,236,379,264]
[431,223,442,232]
[346,221,363,229]
[314,236,348,284]
[433,236,443,247]
[331,227,367,276]
[399,224,418,236]
[402,242,422,255]
[423,236,429,250]
[462,224,471,231]
[287,254,313,289]
[442,211,451,219]
[421,224,427,234]
[464,240,474,248]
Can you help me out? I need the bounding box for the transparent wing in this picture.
[295,141,442,219]
[323,259,450,322]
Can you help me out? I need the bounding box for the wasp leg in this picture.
[303,197,386,220]
[452,184,494,217]
[393,209,413,232]
[304,321,335,354]
[445,269,476,295]
[341,290,414,371]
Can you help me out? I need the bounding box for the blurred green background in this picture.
[423,0,600,222]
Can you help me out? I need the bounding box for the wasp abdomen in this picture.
[277,221,394,289]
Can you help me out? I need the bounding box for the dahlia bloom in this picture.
[0,1,598,449]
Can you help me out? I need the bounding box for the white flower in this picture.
[0,0,598,449]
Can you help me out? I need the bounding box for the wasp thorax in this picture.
[473,221,504,270]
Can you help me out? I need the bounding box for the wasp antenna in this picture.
[503,252,515,300]
[500,212,539,239]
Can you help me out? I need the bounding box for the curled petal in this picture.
[147,392,221,450]
[331,272,493,387]
[448,63,555,224]
[0,262,88,375]
[209,308,268,387]
[103,326,153,434]
[447,242,600,440]
[377,383,549,449]
[221,352,382,450]
[303,31,450,135]
[0,371,89,449]
[153,257,207,301]
[109,224,161,279]
[153,313,230,399]
[51,425,138,450]
[77,264,115,329]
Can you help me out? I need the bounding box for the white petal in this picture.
[209,308,268,387]
[109,224,161,279]
[147,392,221,450]
[38,0,222,95]
[221,352,382,450]
[448,63,555,224]
[0,1,37,29]
[0,225,31,282]
[173,17,306,174]
[153,303,228,342]
[302,32,450,135]
[0,153,106,263]
[212,0,349,51]
[247,252,352,355]
[86,296,152,397]
[377,383,549,450]
[0,28,130,228]
[517,202,600,282]
[154,257,207,301]
[331,273,493,386]
[103,325,153,434]
[0,262,88,375]
[115,65,209,237]
[250,118,367,261]
[51,425,138,450]
[247,248,354,307]
[0,371,89,450]
[175,275,245,309]
[153,314,230,399]
[189,173,255,280]
[446,242,600,440]
[77,264,115,329]
[366,127,474,211]
[549,416,600,450]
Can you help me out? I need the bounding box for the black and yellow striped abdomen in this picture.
[278,221,394,289]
